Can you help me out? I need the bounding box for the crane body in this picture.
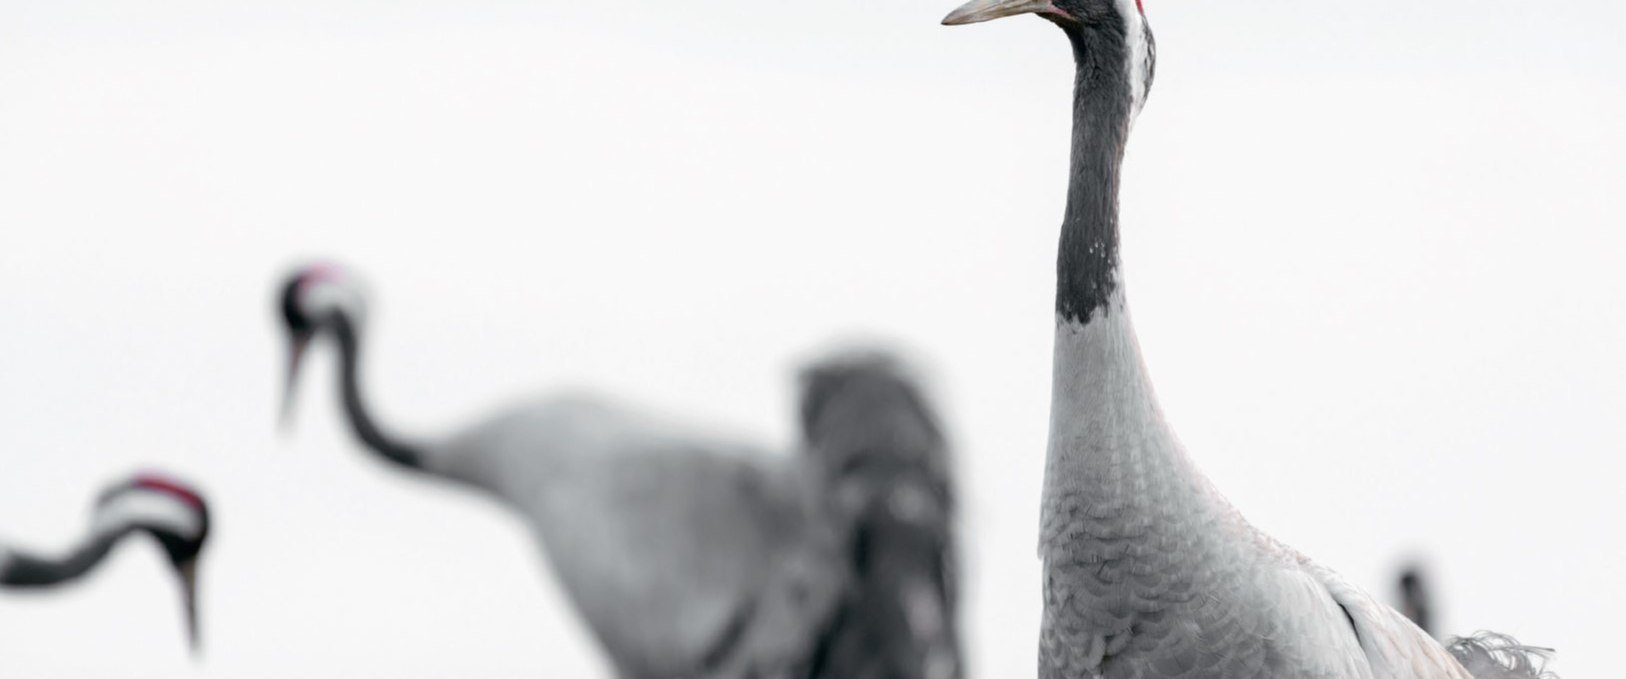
[278,267,960,678]
[941,0,1556,676]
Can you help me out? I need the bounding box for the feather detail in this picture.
[1447,633,1557,679]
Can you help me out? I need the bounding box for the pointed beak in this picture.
[176,559,201,656]
[941,0,1061,25]
[280,332,312,432]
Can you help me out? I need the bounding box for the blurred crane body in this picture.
[278,265,959,678]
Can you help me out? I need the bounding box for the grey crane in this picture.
[941,1,1555,676]
[275,263,961,679]
[0,471,209,652]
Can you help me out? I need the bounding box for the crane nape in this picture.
[276,263,961,679]
[940,0,1556,677]
[0,471,210,653]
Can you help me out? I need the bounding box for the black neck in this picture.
[0,526,133,588]
[328,313,422,469]
[1056,21,1135,326]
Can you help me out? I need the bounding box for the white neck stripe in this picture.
[94,489,203,540]
[1118,0,1153,121]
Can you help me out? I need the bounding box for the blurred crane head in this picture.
[93,472,211,653]
[276,263,368,428]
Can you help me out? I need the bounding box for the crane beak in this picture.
[176,559,201,656]
[280,333,312,431]
[941,0,1061,25]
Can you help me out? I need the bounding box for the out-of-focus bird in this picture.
[799,352,961,679]
[275,263,960,679]
[1398,564,1436,637]
[0,471,209,652]
[941,1,1555,677]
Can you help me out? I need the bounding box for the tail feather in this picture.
[1447,632,1557,679]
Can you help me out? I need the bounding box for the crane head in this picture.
[276,262,367,429]
[942,0,1155,119]
[941,0,1142,27]
[93,472,212,655]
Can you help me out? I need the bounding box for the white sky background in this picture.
[1,0,1622,676]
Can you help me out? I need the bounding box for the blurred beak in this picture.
[280,332,312,431]
[941,0,1059,25]
[177,559,201,656]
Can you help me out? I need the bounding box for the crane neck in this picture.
[328,313,423,470]
[1044,21,1195,521]
[0,525,134,588]
[1056,24,1136,327]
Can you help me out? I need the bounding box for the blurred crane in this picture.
[276,263,960,678]
[941,0,1555,676]
[0,471,209,652]
[1398,564,1436,638]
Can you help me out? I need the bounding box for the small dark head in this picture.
[276,262,367,428]
[798,349,952,516]
[94,472,211,653]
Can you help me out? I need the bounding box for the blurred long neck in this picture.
[0,526,133,588]
[329,313,422,470]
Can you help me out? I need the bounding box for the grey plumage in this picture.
[799,352,962,679]
[941,0,1556,677]
[277,265,960,678]
[1397,568,1556,679]
[1447,633,1556,679]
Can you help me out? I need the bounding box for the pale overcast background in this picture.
[2,0,1622,676]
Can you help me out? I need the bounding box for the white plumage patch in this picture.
[301,273,369,326]
[1115,0,1153,119]
[93,488,203,540]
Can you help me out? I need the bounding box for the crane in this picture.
[276,263,960,678]
[941,1,1555,676]
[0,471,209,652]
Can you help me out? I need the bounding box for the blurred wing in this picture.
[808,479,961,679]
[796,349,962,679]
[429,394,814,676]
